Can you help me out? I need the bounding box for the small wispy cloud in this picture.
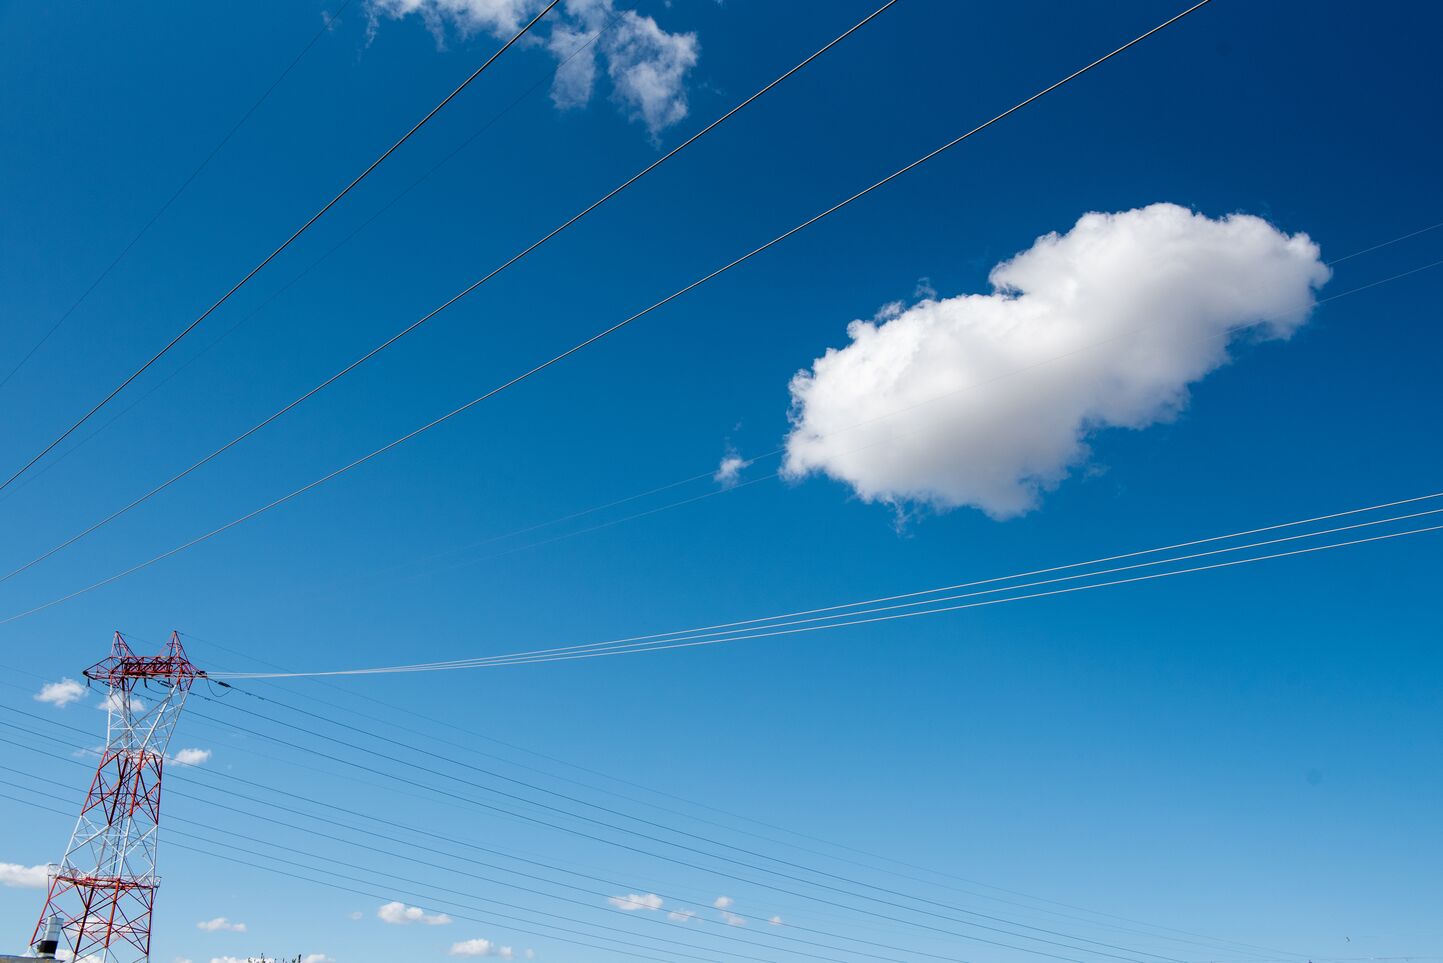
[371,0,699,139]
[449,938,535,958]
[712,895,733,909]
[722,911,747,926]
[0,862,49,888]
[608,892,663,912]
[378,900,452,925]
[196,917,246,933]
[34,678,86,708]
[769,915,784,926]
[170,748,212,767]
[714,447,749,488]
[667,908,697,923]
[97,692,144,713]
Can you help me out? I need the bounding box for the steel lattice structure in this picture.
[32,631,204,963]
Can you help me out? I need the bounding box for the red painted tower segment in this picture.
[33,631,204,963]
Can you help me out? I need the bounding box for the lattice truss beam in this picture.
[33,631,204,963]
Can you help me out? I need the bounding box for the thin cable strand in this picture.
[213,492,1442,677]
[0,0,899,587]
[0,7,622,507]
[0,0,561,495]
[476,522,1443,669]
[0,0,358,393]
[0,0,1214,625]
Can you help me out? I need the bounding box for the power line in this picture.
[0,0,561,496]
[175,640,1295,963]
[0,6,624,508]
[274,220,1443,595]
[0,667,1308,960]
[214,493,1443,677]
[0,710,976,951]
[1326,219,1443,264]
[0,786,692,963]
[0,717,1152,963]
[208,512,1439,677]
[1,651,1298,959]
[0,0,358,394]
[0,0,1215,625]
[181,694,1175,963]
[0,750,882,963]
[473,521,1443,669]
[0,0,900,588]
[435,506,1443,666]
[215,687,1202,963]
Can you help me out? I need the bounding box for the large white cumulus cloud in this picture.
[370,0,698,137]
[783,204,1329,518]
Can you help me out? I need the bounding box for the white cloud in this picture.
[370,0,533,37]
[347,910,364,920]
[175,957,193,963]
[784,204,1329,519]
[0,862,49,888]
[35,678,86,707]
[369,0,698,137]
[171,748,212,767]
[450,938,535,958]
[196,917,246,933]
[608,892,663,912]
[585,1,699,138]
[667,908,697,923]
[769,915,784,926]
[301,956,335,963]
[712,895,733,909]
[378,900,452,925]
[97,691,144,713]
[722,911,747,926]
[714,448,747,487]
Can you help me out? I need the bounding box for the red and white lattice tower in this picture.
[32,631,204,963]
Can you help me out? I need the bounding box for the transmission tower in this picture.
[31,631,204,963]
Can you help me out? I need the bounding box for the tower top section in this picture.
[82,630,204,691]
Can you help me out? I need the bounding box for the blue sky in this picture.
[1,1,1440,961]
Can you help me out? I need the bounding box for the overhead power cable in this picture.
[0,746,896,963]
[0,0,358,394]
[0,719,1146,963]
[0,0,562,495]
[170,642,1299,963]
[0,773,924,963]
[211,491,1443,678]
[278,220,1443,593]
[0,0,901,587]
[0,712,1008,955]
[0,8,624,507]
[0,684,1285,959]
[205,683,1195,963]
[0,788,689,963]
[175,693,1179,963]
[463,520,1443,669]
[0,672,1306,960]
[0,0,1215,625]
